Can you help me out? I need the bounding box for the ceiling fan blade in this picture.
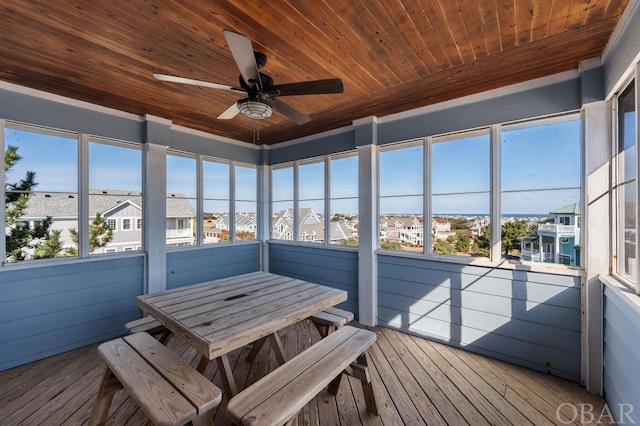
[217,102,240,120]
[223,30,261,88]
[274,99,311,125]
[153,73,243,92]
[268,78,344,97]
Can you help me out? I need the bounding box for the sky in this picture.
[5,117,582,217]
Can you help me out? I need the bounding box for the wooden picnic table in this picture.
[136,271,348,397]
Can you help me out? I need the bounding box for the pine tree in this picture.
[4,145,59,262]
[67,213,114,255]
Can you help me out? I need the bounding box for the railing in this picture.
[520,249,555,262]
[538,224,576,233]
[166,229,194,239]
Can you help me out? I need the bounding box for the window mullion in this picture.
[79,134,89,258]
[0,119,5,265]
[490,124,501,262]
[635,64,640,295]
[230,162,236,243]
[293,162,299,242]
[196,155,203,246]
[324,155,330,245]
[424,137,432,255]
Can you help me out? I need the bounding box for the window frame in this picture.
[232,161,258,242]
[2,121,81,264]
[612,75,640,294]
[375,114,582,270]
[269,151,359,248]
[2,122,148,264]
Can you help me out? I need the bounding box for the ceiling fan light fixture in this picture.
[237,97,273,120]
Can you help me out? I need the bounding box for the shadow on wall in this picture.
[377,255,581,382]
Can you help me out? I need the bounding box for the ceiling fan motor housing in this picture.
[237,94,274,119]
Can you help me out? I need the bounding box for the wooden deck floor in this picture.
[0,321,609,425]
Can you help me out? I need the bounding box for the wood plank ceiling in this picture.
[0,1,630,145]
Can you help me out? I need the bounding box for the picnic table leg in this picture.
[192,413,215,426]
[357,352,378,415]
[89,367,123,426]
[217,354,238,397]
[246,336,268,363]
[268,331,288,365]
[196,356,211,374]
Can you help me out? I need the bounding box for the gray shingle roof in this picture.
[20,190,195,219]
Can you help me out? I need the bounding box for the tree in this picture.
[236,230,256,241]
[501,220,528,256]
[434,240,456,255]
[456,234,471,253]
[475,221,530,257]
[4,145,59,262]
[340,237,359,246]
[449,217,471,230]
[380,240,402,250]
[34,229,65,259]
[67,213,114,255]
[475,225,491,257]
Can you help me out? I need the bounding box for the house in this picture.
[520,203,581,266]
[211,213,258,241]
[271,208,344,243]
[432,217,456,240]
[18,189,196,253]
[1,2,640,424]
[380,216,424,246]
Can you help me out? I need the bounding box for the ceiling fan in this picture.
[153,30,344,125]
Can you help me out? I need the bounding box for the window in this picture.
[330,154,358,246]
[298,160,324,243]
[379,141,423,251]
[501,115,581,266]
[270,153,358,246]
[4,123,78,263]
[166,153,196,247]
[271,165,294,240]
[234,165,257,241]
[137,218,142,229]
[203,158,229,244]
[432,131,490,257]
[614,80,637,286]
[89,140,142,255]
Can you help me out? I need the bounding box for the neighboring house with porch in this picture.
[432,217,456,240]
[271,208,353,244]
[380,216,424,246]
[20,189,196,253]
[519,203,581,266]
[206,213,258,242]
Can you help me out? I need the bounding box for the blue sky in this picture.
[6,117,581,216]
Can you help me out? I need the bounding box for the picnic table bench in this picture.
[89,332,221,426]
[227,325,378,426]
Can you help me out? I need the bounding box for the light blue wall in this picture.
[166,242,261,290]
[268,242,358,316]
[602,0,640,96]
[378,254,582,382]
[0,256,144,371]
[599,3,640,420]
[602,282,640,424]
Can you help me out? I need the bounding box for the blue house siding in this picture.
[268,243,358,316]
[603,282,640,424]
[378,254,582,382]
[0,255,144,371]
[166,242,261,290]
